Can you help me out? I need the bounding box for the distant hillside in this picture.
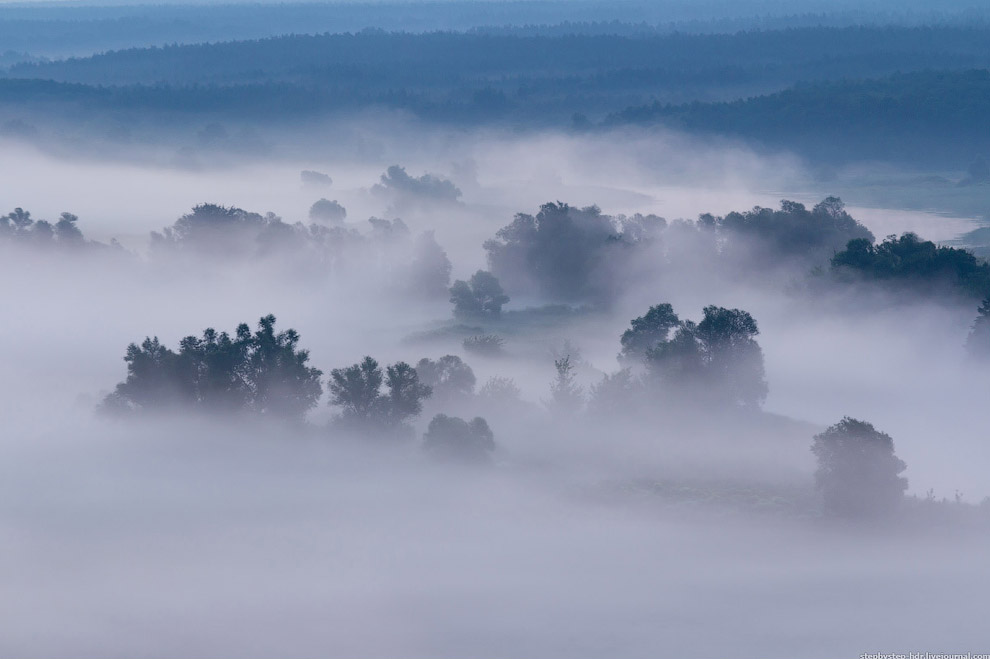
[607,69,990,165]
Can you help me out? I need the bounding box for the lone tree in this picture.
[101,314,323,422]
[546,355,583,414]
[407,231,452,298]
[811,417,908,518]
[422,414,495,463]
[328,356,431,438]
[449,270,509,319]
[309,198,347,223]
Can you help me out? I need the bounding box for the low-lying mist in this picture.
[1,120,988,658]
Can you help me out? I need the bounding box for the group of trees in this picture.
[830,231,990,300]
[0,207,100,250]
[98,310,921,512]
[102,314,323,421]
[609,69,990,166]
[703,197,874,268]
[7,24,990,139]
[449,270,509,319]
[103,317,497,461]
[484,201,664,303]
[616,303,768,409]
[371,165,462,206]
[146,202,454,296]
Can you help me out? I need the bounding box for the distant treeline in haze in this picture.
[3,26,990,164]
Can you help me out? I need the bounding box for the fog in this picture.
[2,119,989,658]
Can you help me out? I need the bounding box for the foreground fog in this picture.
[1,121,988,657]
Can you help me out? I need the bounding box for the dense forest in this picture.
[3,26,990,165]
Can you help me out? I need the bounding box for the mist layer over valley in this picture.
[2,3,990,658]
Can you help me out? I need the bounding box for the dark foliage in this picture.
[831,232,990,299]
[371,165,461,204]
[965,296,990,357]
[609,69,990,165]
[811,417,908,518]
[102,314,323,421]
[450,270,509,319]
[407,231,453,298]
[422,414,495,464]
[328,356,432,438]
[546,355,583,414]
[637,304,768,408]
[150,203,302,259]
[619,303,681,362]
[308,198,346,223]
[708,197,874,267]
[0,207,102,251]
[300,170,332,187]
[415,355,476,402]
[462,334,505,357]
[484,202,660,303]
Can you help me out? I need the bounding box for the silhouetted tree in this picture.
[450,270,509,319]
[407,231,452,297]
[328,356,431,438]
[587,367,639,417]
[54,212,84,244]
[831,232,990,299]
[547,355,583,414]
[638,303,767,408]
[371,165,461,203]
[309,198,346,223]
[422,414,495,463]
[415,355,476,402]
[484,201,632,302]
[478,376,521,403]
[300,170,332,187]
[811,417,908,518]
[966,296,990,357]
[151,204,273,257]
[695,305,768,408]
[102,315,322,421]
[619,303,680,362]
[463,334,505,356]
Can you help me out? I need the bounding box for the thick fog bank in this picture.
[1,420,987,659]
[2,120,989,658]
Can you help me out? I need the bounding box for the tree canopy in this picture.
[831,232,990,299]
[328,356,432,438]
[450,270,510,319]
[102,314,323,421]
[811,417,908,518]
[422,414,495,463]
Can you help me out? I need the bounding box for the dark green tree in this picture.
[811,417,908,518]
